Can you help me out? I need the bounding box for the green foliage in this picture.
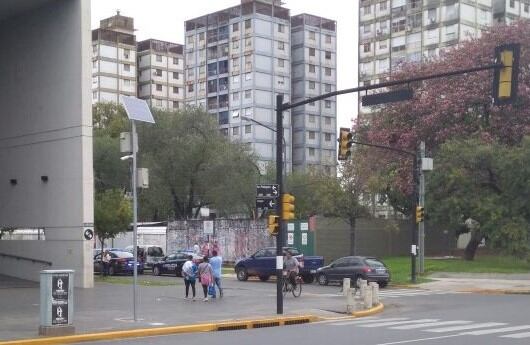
[93,135,129,192]
[427,136,530,258]
[92,102,128,138]
[94,189,132,246]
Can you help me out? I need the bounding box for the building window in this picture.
[199,32,205,41]
[233,22,239,32]
[363,43,371,53]
[155,99,162,107]
[325,133,331,141]
[309,47,316,57]
[92,91,97,99]
[325,100,331,108]
[380,1,387,11]
[232,75,240,84]
[173,72,180,80]
[220,128,228,136]
[156,84,163,91]
[232,92,239,101]
[278,24,285,33]
[428,8,437,24]
[173,86,179,94]
[245,125,252,134]
[245,19,251,29]
[232,127,239,136]
[309,101,315,106]
[363,5,371,15]
[173,57,180,65]
[233,58,240,67]
[156,54,162,62]
[379,40,388,50]
[124,64,131,72]
[244,89,252,99]
[525,3,529,12]
[363,24,371,33]
[278,41,285,51]
[173,101,179,108]
[232,40,239,49]
[155,69,162,76]
[309,115,316,123]
[325,117,331,125]
[309,31,316,40]
[245,38,252,47]
[124,79,131,86]
[324,83,331,92]
[309,148,315,156]
[123,49,130,59]
[309,81,316,89]
[188,84,194,92]
[244,107,252,117]
[308,131,316,139]
[325,67,332,76]
[509,0,515,8]
[309,64,316,73]
[325,51,332,60]
[278,58,285,67]
[325,34,331,44]
[187,35,194,44]
[245,72,252,80]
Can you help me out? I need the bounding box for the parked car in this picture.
[124,244,165,269]
[234,247,324,283]
[93,250,144,276]
[152,252,190,277]
[316,256,390,288]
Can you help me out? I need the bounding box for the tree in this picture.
[94,189,132,249]
[356,20,530,204]
[427,136,530,260]
[137,108,259,220]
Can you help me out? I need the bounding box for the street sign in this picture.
[256,184,279,197]
[361,88,413,106]
[256,198,276,210]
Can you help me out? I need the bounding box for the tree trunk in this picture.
[349,217,356,256]
[463,229,483,261]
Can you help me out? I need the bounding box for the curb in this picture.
[0,315,319,345]
[458,288,530,295]
[351,303,384,317]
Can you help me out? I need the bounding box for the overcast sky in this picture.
[92,0,359,128]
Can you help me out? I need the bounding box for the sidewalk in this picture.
[0,275,350,342]
[419,272,530,293]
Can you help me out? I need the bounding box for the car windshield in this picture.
[365,258,385,267]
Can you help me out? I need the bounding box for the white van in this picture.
[125,244,165,269]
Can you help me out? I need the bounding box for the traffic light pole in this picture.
[411,151,419,284]
[275,94,284,315]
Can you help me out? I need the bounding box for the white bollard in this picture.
[369,282,379,305]
[342,278,351,296]
[364,285,373,309]
[359,279,368,299]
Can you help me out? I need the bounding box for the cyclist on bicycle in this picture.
[283,250,299,287]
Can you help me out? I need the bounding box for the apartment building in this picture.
[291,14,337,175]
[184,0,293,173]
[493,0,530,23]
[137,39,185,110]
[92,12,137,104]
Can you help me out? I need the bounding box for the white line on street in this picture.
[463,325,530,335]
[501,331,530,338]
[331,318,410,326]
[359,319,439,328]
[425,322,506,333]
[362,334,462,345]
[390,320,472,330]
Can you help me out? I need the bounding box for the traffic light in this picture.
[337,127,353,161]
[415,206,425,224]
[493,43,520,105]
[267,214,279,236]
[281,193,295,220]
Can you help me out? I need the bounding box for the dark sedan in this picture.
[316,256,390,288]
[152,252,190,277]
[94,251,144,276]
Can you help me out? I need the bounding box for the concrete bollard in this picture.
[364,285,373,309]
[359,279,368,299]
[369,282,379,305]
[343,278,351,296]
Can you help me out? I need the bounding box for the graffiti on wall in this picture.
[167,219,274,262]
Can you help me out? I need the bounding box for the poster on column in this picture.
[287,233,294,245]
[301,233,308,245]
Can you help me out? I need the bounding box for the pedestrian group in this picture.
[182,249,223,302]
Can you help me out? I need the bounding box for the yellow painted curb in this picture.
[0,315,320,345]
[352,303,384,317]
[459,288,530,295]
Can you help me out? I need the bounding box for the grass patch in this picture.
[95,275,181,286]
[383,255,530,286]
[222,267,234,275]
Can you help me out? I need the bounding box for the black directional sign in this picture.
[256,197,276,210]
[256,184,279,198]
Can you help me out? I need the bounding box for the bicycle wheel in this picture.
[292,281,302,297]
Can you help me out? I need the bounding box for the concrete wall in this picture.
[315,217,456,264]
[0,0,93,287]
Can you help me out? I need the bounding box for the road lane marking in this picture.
[359,319,439,328]
[390,320,472,330]
[501,331,530,338]
[365,334,461,345]
[463,325,530,335]
[425,322,506,333]
[331,318,409,326]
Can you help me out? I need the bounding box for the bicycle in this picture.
[282,272,302,297]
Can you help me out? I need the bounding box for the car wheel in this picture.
[236,267,248,281]
[258,275,269,282]
[378,281,388,288]
[302,274,314,284]
[317,273,328,286]
[153,266,161,276]
[108,266,115,276]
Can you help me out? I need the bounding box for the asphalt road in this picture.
[80,291,530,345]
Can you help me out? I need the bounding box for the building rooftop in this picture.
[291,13,336,31]
[137,39,183,55]
[92,28,135,46]
[99,11,135,35]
